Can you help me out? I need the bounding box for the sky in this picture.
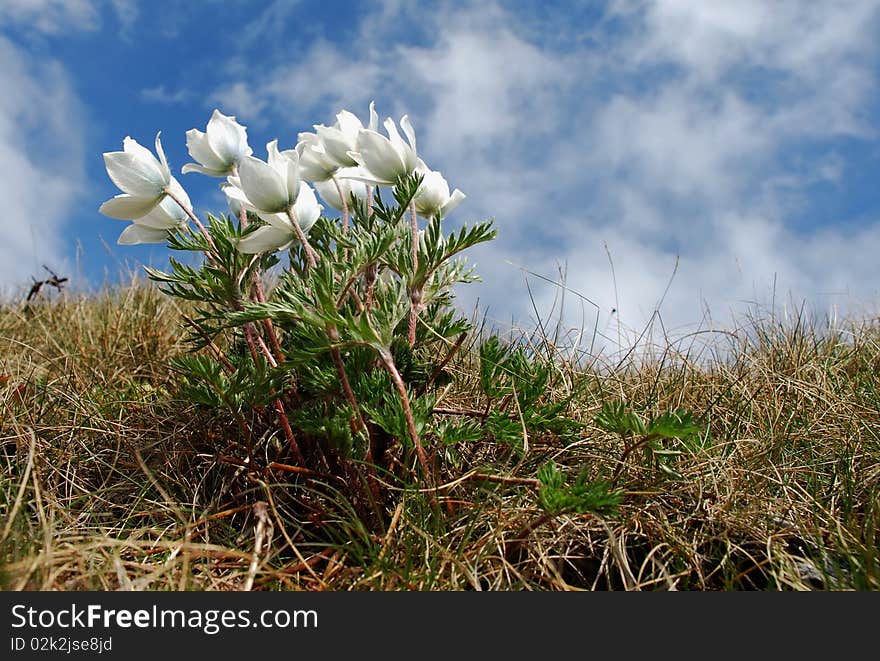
[2,0,880,350]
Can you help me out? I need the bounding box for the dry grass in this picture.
[2,282,878,590]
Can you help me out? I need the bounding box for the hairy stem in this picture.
[364,263,377,310]
[408,201,420,346]
[326,325,368,436]
[239,206,285,362]
[380,349,433,488]
[165,188,218,255]
[286,207,318,270]
[243,314,304,464]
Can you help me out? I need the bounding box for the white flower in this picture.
[234,140,301,214]
[296,133,339,183]
[413,169,466,219]
[296,102,379,180]
[221,182,246,219]
[342,115,420,186]
[99,134,172,219]
[237,183,322,254]
[115,194,190,245]
[312,102,379,168]
[181,109,252,177]
[313,177,366,212]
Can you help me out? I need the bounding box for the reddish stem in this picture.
[165,188,218,255]
[286,207,318,270]
[239,206,285,362]
[380,350,433,488]
[244,321,304,464]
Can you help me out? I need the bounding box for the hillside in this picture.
[1,283,878,590]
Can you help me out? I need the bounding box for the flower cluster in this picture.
[97,102,493,512]
[100,104,466,252]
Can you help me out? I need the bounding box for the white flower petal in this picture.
[136,196,187,229]
[335,109,363,136]
[238,155,289,212]
[441,189,466,217]
[103,151,165,197]
[292,183,321,233]
[316,125,358,167]
[314,177,365,212]
[237,225,294,254]
[181,162,227,176]
[355,129,405,185]
[281,148,301,203]
[184,128,227,172]
[297,143,336,182]
[166,176,192,211]
[368,101,378,132]
[257,211,293,232]
[154,133,171,181]
[99,193,161,219]
[208,109,251,165]
[400,115,417,154]
[117,223,170,245]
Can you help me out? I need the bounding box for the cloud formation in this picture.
[5,0,878,349]
[0,36,85,291]
[200,1,880,348]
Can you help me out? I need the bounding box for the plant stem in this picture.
[326,324,367,435]
[408,201,419,346]
[182,314,235,373]
[165,188,218,254]
[364,263,377,310]
[380,349,433,488]
[243,320,304,464]
[239,207,285,363]
[286,207,318,270]
[419,332,467,395]
[610,433,660,487]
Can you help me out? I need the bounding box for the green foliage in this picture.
[135,151,514,528]
[595,399,709,480]
[171,352,288,410]
[537,463,622,516]
[363,391,436,448]
[595,399,648,436]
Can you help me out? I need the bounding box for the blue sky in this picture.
[2,0,880,349]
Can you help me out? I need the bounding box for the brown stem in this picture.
[244,322,304,464]
[419,332,466,395]
[326,325,367,436]
[610,433,660,487]
[364,263,377,310]
[408,300,418,347]
[165,188,218,255]
[432,406,489,419]
[380,349,433,488]
[504,512,558,563]
[286,207,318,270]
[182,314,235,373]
[239,206,285,363]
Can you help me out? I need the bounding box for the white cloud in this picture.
[0,37,85,292]
[0,0,99,34]
[210,40,383,132]
[141,84,192,105]
[204,1,880,350]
